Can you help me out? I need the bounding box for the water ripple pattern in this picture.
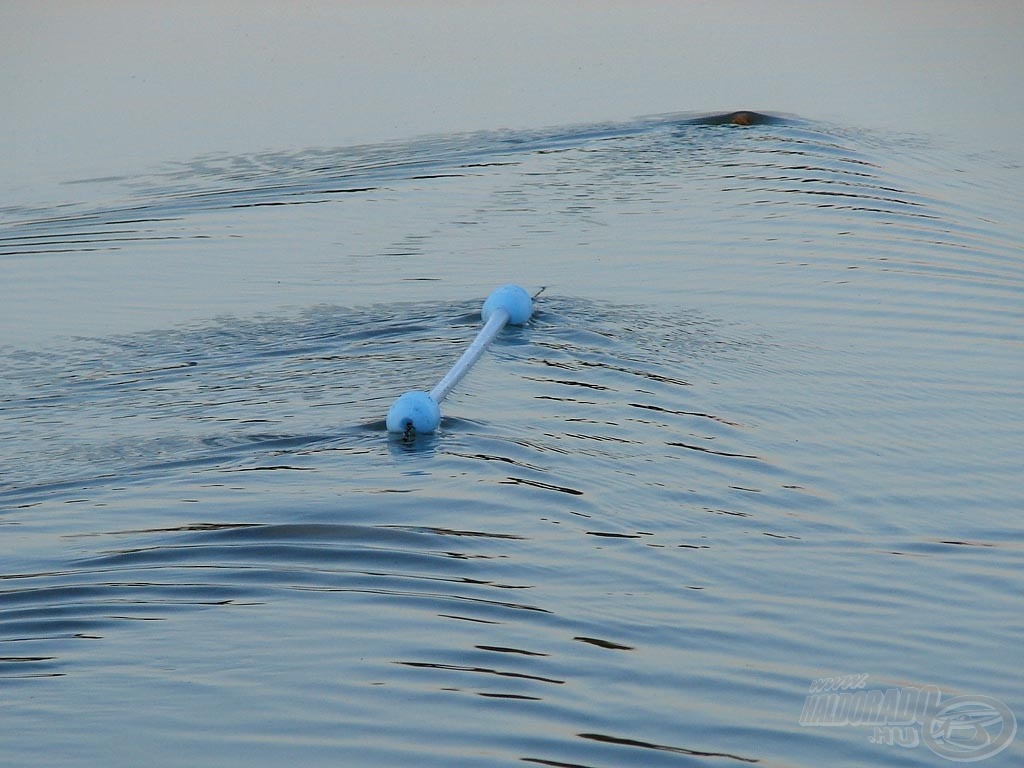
[2,113,1021,767]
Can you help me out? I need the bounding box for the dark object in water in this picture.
[685,111,783,126]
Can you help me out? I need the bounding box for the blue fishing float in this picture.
[386,284,533,436]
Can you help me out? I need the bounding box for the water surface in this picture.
[2,112,1022,766]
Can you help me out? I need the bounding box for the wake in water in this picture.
[2,111,1021,767]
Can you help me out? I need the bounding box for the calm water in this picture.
[2,113,1022,767]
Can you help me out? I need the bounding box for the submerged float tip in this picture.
[386,390,441,434]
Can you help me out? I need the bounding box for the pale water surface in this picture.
[2,109,1022,767]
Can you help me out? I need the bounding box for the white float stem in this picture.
[386,284,533,435]
[429,308,509,404]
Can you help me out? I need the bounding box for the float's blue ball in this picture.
[482,284,533,325]
[386,391,441,433]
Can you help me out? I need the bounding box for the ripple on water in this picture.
[2,113,1022,767]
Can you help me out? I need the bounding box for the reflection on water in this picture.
[2,114,1021,766]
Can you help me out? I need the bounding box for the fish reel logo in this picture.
[922,695,1017,762]
[801,676,1017,762]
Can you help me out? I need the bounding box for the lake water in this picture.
[3,102,1022,767]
